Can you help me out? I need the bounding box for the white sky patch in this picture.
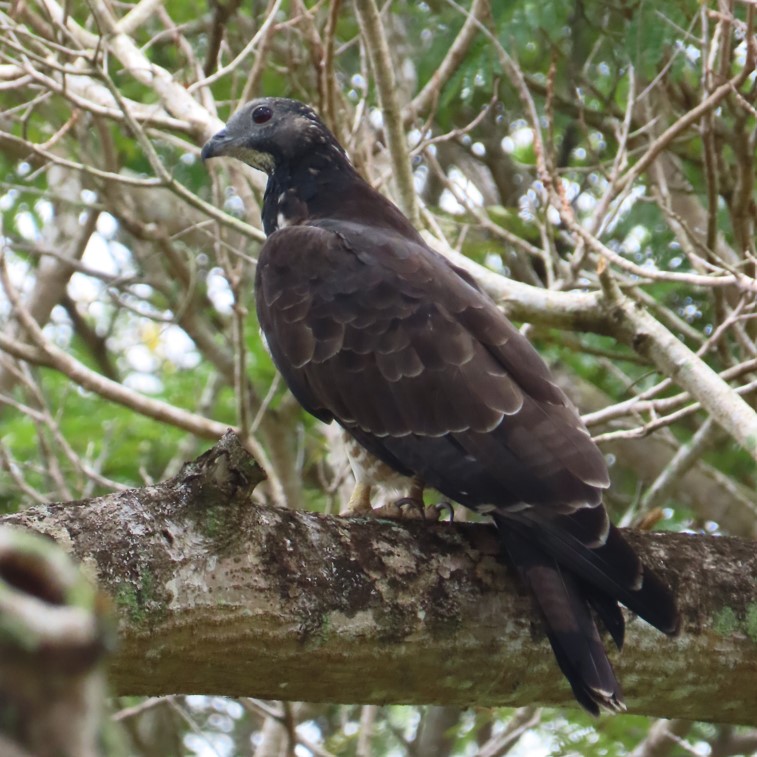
[82,233,113,272]
[602,185,647,234]
[161,324,201,369]
[471,141,486,157]
[561,178,581,202]
[509,728,555,757]
[130,282,153,300]
[223,189,244,215]
[408,128,423,148]
[677,39,701,63]
[0,251,33,312]
[180,152,196,166]
[15,210,39,241]
[485,252,506,273]
[0,188,18,211]
[69,233,124,305]
[622,224,650,255]
[439,189,461,213]
[184,732,234,757]
[342,720,359,736]
[96,212,118,239]
[547,205,561,225]
[68,271,102,306]
[35,199,53,224]
[126,343,160,374]
[519,190,537,222]
[641,257,660,271]
[368,107,384,130]
[439,166,484,213]
[413,164,428,195]
[294,721,324,753]
[42,305,73,347]
[123,371,164,395]
[79,233,135,279]
[206,267,234,314]
[84,300,111,332]
[501,126,534,155]
[576,190,597,213]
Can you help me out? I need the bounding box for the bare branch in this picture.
[598,270,757,460]
[355,0,418,223]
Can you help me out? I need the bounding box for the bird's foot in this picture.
[370,498,455,522]
[339,478,454,521]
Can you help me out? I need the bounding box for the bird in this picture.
[202,97,679,714]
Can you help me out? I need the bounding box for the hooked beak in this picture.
[201,128,230,161]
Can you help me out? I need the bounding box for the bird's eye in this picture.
[252,106,272,124]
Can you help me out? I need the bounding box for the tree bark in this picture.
[2,432,756,725]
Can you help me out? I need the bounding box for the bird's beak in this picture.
[201,128,230,162]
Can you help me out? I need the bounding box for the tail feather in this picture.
[529,517,679,635]
[497,522,625,714]
[583,581,625,650]
[494,512,678,714]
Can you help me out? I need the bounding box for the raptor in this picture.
[202,97,678,713]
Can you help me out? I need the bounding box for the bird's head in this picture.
[201,97,348,175]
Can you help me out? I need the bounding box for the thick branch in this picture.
[2,434,756,724]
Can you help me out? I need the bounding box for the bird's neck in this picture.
[262,155,422,242]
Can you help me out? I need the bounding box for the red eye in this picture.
[252,106,272,124]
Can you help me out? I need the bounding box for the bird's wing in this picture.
[256,220,608,513]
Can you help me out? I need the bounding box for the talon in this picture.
[433,501,455,522]
[394,496,426,519]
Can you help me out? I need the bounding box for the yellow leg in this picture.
[341,482,374,516]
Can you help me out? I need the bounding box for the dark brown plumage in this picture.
[202,97,678,713]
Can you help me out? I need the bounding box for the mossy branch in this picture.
[2,433,756,724]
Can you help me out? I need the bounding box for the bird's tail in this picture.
[522,507,679,637]
[494,514,678,714]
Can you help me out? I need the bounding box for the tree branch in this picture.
[598,270,757,461]
[355,0,418,223]
[3,433,756,724]
[404,0,489,121]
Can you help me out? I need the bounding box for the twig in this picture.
[475,706,541,757]
[112,696,169,722]
[188,0,283,93]
[597,272,757,459]
[354,0,418,223]
[0,255,230,439]
[563,212,756,292]
[404,0,490,121]
[629,719,694,757]
[641,418,718,510]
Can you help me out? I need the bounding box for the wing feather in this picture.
[256,222,609,512]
